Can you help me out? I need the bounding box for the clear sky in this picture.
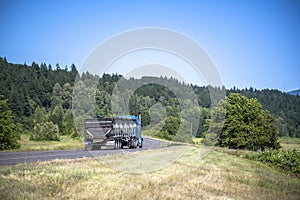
[0,0,299,91]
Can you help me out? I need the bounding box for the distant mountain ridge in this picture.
[288,89,300,96]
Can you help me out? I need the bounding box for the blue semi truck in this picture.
[84,115,143,150]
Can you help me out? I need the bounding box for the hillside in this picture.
[1,57,300,138]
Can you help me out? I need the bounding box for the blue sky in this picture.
[0,0,299,91]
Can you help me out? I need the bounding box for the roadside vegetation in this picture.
[212,147,300,177]
[245,149,300,175]
[0,146,299,200]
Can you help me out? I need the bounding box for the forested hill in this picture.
[0,57,299,137]
[0,57,78,129]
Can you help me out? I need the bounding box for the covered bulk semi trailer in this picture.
[84,115,143,150]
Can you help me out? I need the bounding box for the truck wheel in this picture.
[116,140,122,149]
[114,140,118,149]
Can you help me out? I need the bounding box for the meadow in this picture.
[0,145,299,200]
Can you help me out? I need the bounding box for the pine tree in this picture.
[0,97,21,150]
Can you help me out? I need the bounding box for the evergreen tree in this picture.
[0,97,21,150]
[62,83,72,109]
[32,106,48,124]
[95,89,112,117]
[51,83,63,107]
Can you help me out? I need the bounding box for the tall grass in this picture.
[0,146,299,199]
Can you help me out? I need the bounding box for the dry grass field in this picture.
[279,137,300,150]
[1,145,299,200]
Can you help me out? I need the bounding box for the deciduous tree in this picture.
[205,93,280,150]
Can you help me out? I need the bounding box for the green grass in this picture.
[1,134,84,152]
[0,146,299,199]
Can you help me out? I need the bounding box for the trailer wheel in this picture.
[115,140,122,149]
[114,140,118,149]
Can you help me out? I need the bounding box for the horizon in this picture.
[1,0,299,92]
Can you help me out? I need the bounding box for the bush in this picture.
[30,121,60,141]
[154,130,174,140]
[256,149,300,174]
[192,138,203,145]
[245,149,300,175]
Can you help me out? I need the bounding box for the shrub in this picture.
[192,138,203,145]
[256,149,300,174]
[30,121,60,141]
[154,130,174,140]
[245,149,300,175]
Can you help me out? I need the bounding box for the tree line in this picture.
[0,57,299,150]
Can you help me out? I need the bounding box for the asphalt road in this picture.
[0,137,165,166]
